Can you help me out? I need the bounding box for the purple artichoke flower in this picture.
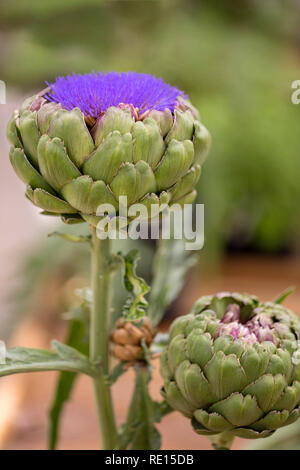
[7,72,211,225]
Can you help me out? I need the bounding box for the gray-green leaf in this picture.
[148,239,197,327]
[0,345,96,378]
[48,319,89,450]
[118,368,162,450]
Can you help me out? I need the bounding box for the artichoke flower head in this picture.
[7,72,210,226]
[160,292,300,439]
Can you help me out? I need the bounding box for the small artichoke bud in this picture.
[161,292,300,440]
[112,344,142,363]
[111,317,154,365]
[7,72,211,226]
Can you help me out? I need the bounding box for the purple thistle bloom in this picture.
[45,72,186,119]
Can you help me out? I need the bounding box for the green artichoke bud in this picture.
[7,73,211,226]
[160,292,300,439]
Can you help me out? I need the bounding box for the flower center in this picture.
[218,303,277,345]
[44,72,186,118]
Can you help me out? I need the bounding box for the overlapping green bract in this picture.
[7,92,210,227]
[160,292,300,439]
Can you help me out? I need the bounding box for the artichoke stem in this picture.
[210,432,234,450]
[90,228,118,449]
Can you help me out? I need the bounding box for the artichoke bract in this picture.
[160,292,300,439]
[7,72,210,226]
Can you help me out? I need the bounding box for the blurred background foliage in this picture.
[1,0,300,263]
[1,0,300,450]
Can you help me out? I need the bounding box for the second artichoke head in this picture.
[161,292,300,439]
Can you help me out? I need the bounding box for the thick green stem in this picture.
[90,228,118,449]
[210,432,234,450]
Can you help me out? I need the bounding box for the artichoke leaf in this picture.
[204,351,247,399]
[209,393,263,427]
[19,110,40,167]
[7,112,22,148]
[38,135,81,192]
[194,409,233,432]
[111,161,156,205]
[48,108,95,167]
[250,410,290,431]
[132,118,165,168]
[155,139,194,191]
[193,121,211,166]
[26,186,77,214]
[92,106,134,146]
[243,374,286,413]
[165,110,194,144]
[169,165,201,202]
[10,147,54,194]
[61,175,117,215]
[83,131,133,183]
